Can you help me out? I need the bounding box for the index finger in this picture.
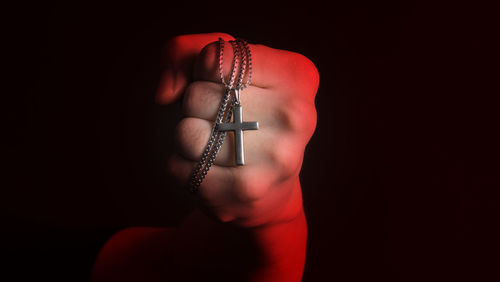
[194,41,320,98]
[156,32,235,105]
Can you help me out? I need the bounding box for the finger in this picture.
[174,117,272,167]
[168,153,301,227]
[167,154,234,214]
[174,116,303,181]
[182,81,294,129]
[168,153,276,206]
[194,41,320,98]
[167,154,237,217]
[156,32,235,105]
[181,81,226,120]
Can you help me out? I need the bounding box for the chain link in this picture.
[239,39,253,90]
[189,38,252,192]
[218,38,240,89]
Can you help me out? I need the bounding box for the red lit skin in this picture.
[92,33,319,282]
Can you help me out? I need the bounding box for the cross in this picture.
[217,105,259,165]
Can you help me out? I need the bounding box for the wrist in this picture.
[249,204,307,282]
[184,177,307,282]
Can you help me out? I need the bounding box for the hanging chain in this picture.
[189,38,252,192]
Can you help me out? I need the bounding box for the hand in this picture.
[157,33,319,228]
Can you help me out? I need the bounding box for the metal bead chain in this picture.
[218,38,240,89]
[239,39,253,90]
[235,40,247,90]
[189,88,233,191]
[190,39,240,190]
[189,38,251,192]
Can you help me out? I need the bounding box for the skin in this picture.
[91,33,319,282]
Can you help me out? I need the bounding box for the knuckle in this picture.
[303,106,318,140]
[175,118,207,159]
[182,83,196,113]
[295,53,320,85]
[284,99,317,140]
[271,106,295,131]
[268,140,301,179]
[286,52,320,97]
[232,171,269,203]
[182,82,203,114]
[183,81,221,119]
[196,42,219,77]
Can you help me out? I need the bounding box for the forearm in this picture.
[172,180,307,282]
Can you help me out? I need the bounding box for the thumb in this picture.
[156,32,235,105]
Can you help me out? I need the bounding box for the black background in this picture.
[2,1,499,281]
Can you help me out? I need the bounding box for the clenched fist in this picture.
[92,33,319,282]
[157,33,319,228]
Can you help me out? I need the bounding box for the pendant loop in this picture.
[234,88,241,105]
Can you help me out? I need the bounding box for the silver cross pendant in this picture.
[217,104,259,165]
